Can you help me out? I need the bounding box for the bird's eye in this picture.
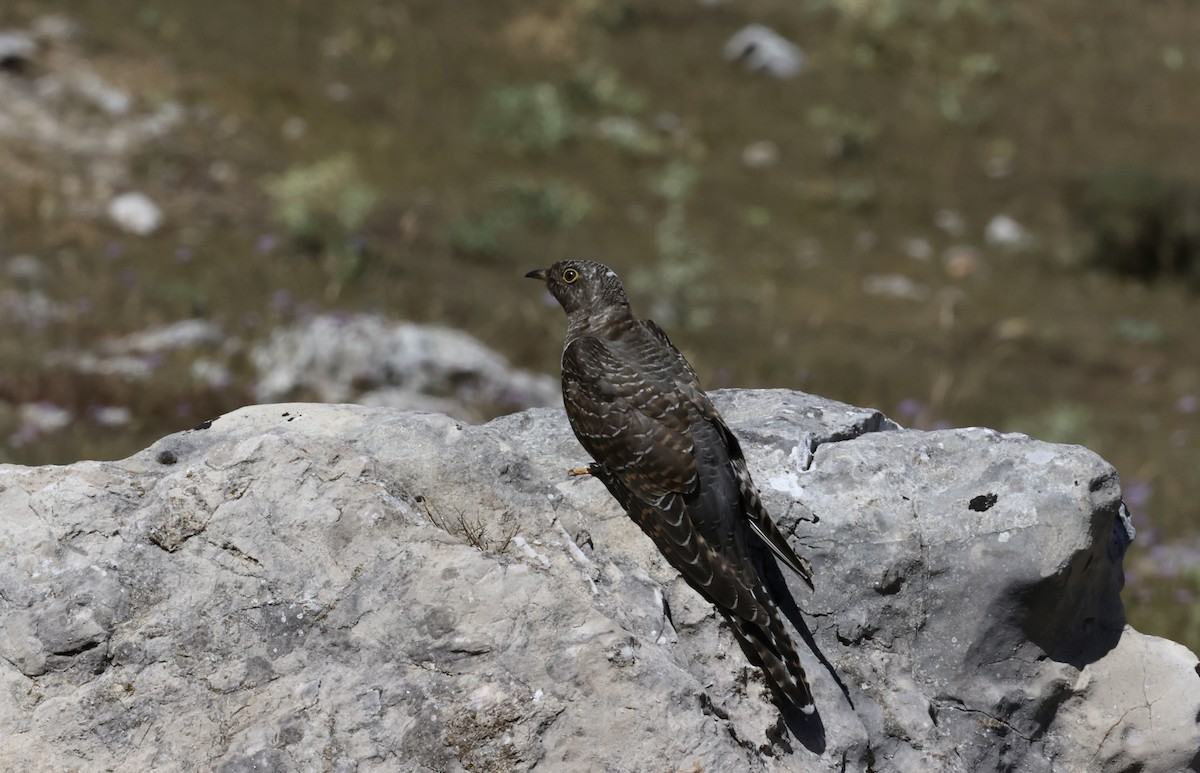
[562,268,580,284]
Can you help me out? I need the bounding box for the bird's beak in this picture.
[525,268,550,282]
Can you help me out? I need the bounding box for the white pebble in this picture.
[108,192,163,236]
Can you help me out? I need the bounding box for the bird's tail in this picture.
[726,601,815,714]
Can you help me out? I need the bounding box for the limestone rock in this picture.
[0,30,37,70]
[725,25,806,79]
[0,390,1195,771]
[251,313,561,422]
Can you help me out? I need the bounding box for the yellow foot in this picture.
[567,466,592,477]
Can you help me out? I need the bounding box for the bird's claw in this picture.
[567,466,593,477]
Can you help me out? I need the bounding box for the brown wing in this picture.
[565,332,815,711]
[587,461,775,627]
[641,319,702,386]
[643,320,815,589]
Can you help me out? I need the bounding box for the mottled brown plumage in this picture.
[526,259,816,713]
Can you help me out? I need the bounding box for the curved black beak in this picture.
[525,268,550,282]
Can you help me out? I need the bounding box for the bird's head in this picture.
[525,260,630,317]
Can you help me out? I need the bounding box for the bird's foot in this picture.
[567,466,593,477]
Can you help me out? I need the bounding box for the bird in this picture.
[526,259,816,713]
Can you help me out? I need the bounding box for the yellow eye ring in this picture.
[562,268,580,284]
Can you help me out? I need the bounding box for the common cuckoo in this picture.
[526,259,816,713]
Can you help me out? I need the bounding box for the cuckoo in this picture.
[526,259,816,713]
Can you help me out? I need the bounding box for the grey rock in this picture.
[0,31,37,69]
[48,350,157,380]
[104,318,222,354]
[76,70,134,116]
[46,319,225,380]
[251,313,561,421]
[725,24,806,79]
[0,390,1196,772]
[104,318,221,354]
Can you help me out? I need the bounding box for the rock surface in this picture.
[0,390,1196,772]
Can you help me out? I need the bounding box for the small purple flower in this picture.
[8,424,39,447]
[1124,478,1154,513]
[176,246,194,263]
[1177,394,1198,415]
[257,234,280,254]
[897,398,924,419]
[105,241,125,259]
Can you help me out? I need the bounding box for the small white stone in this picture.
[862,274,930,302]
[93,406,132,427]
[742,140,780,169]
[724,25,805,78]
[108,192,163,236]
[18,402,72,432]
[985,215,1029,248]
[0,32,37,65]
